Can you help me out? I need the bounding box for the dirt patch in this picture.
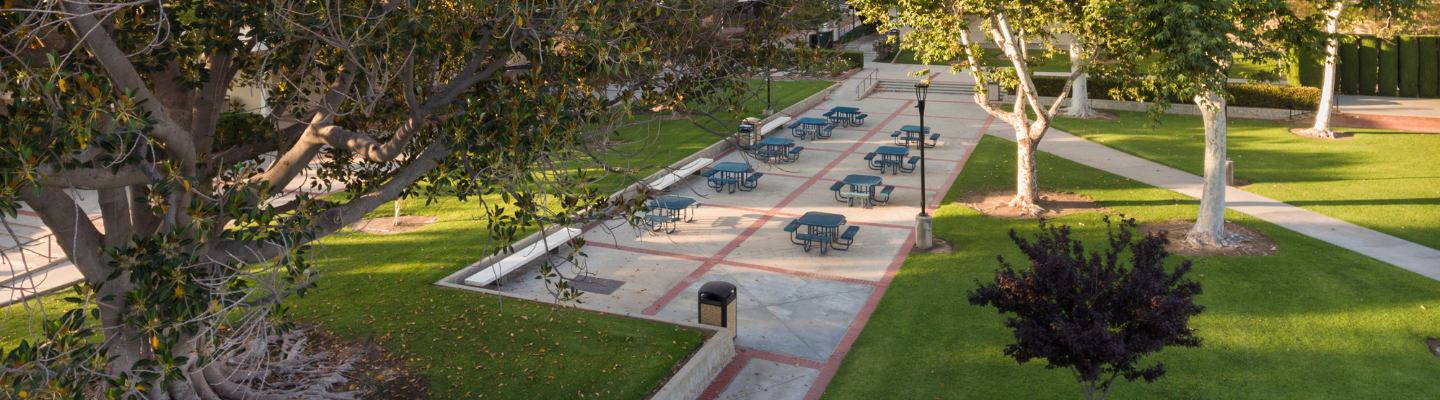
[1138,220,1277,257]
[352,215,438,234]
[1288,127,1356,140]
[298,329,431,400]
[960,190,1107,219]
[912,237,958,254]
[1059,109,1120,120]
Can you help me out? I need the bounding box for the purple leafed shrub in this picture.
[968,216,1205,400]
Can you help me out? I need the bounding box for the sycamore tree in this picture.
[0,0,824,398]
[850,0,1127,212]
[1113,0,1302,247]
[1293,0,1422,139]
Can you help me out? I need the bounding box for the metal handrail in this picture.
[854,69,878,100]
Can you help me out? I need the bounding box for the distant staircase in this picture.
[872,80,976,97]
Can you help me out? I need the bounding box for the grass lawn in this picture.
[822,136,1440,399]
[1048,110,1440,251]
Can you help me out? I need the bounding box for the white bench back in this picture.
[463,227,583,287]
[647,157,712,191]
[759,116,792,135]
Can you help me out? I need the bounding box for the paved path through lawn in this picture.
[985,127,1440,280]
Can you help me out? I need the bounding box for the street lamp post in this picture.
[914,81,933,249]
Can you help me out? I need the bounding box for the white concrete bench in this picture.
[647,157,712,192]
[463,227,583,287]
[759,116,792,135]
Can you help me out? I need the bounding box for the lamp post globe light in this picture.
[914,80,933,249]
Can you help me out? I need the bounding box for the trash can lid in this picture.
[698,281,737,301]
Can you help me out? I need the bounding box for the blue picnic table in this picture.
[782,211,858,254]
[836,175,883,208]
[643,195,697,232]
[826,107,866,127]
[704,162,761,193]
[756,137,801,164]
[892,125,939,148]
[868,146,914,175]
[790,117,835,140]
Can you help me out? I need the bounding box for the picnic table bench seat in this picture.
[854,114,868,126]
[873,185,896,205]
[833,226,860,251]
[464,227,583,287]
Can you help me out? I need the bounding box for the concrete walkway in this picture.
[984,127,1440,280]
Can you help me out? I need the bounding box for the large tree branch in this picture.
[20,186,108,281]
[212,142,449,264]
[36,164,154,190]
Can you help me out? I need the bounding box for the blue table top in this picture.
[900,125,931,133]
[757,137,795,146]
[711,162,752,173]
[797,211,846,228]
[649,195,696,210]
[831,107,860,113]
[875,146,909,156]
[842,174,883,187]
[797,117,829,125]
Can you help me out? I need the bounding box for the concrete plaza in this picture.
[492,87,992,400]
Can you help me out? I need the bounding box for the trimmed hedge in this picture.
[214,112,268,151]
[1360,36,1379,95]
[1422,37,1439,98]
[1379,38,1399,96]
[1030,76,1319,109]
[1284,44,1325,88]
[1341,37,1360,95]
[1400,37,1420,97]
[834,50,865,70]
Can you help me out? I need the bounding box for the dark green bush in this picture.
[1030,76,1319,109]
[1360,36,1379,95]
[1229,83,1321,109]
[1284,44,1325,88]
[1340,37,1360,94]
[214,112,268,151]
[1379,38,1399,96]
[1421,37,1439,98]
[833,50,865,70]
[1400,36,1420,97]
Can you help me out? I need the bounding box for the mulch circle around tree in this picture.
[1138,220,1277,257]
[1059,109,1120,120]
[1288,127,1356,140]
[300,329,431,400]
[912,237,958,254]
[960,190,1107,219]
[351,216,438,234]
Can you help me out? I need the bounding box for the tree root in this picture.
[1064,106,1101,118]
[1182,226,1245,250]
[195,329,363,400]
[1005,196,1046,216]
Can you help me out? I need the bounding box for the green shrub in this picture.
[1030,77,1318,109]
[1400,36,1420,97]
[1340,36,1360,94]
[1379,37,1398,96]
[1284,44,1325,88]
[1422,37,1439,98]
[833,50,865,70]
[1360,36,1379,95]
[214,112,268,151]
[1229,83,1321,109]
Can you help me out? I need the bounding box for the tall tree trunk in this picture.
[1186,92,1235,247]
[1304,2,1345,139]
[1065,40,1098,118]
[1013,128,1041,212]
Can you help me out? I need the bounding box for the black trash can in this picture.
[816,30,832,49]
[698,281,737,339]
